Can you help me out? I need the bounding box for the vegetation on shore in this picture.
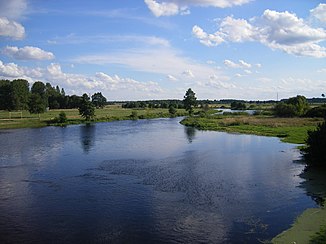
[180,115,322,144]
[0,106,189,129]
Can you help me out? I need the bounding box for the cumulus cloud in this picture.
[193,7,326,57]
[0,60,164,100]
[3,46,55,60]
[145,0,252,17]
[0,17,25,39]
[0,60,24,77]
[192,25,224,46]
[310,3,326,23]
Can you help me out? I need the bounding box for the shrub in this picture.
[305,105,326,118]
[274,95,309,117]
[303,119,326,167]
[57,111,67,123]
[130,111,138,120]
[274,102,297,117]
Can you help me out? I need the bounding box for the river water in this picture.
[0,118,315,243]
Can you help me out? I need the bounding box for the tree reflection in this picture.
[299,167,326,206]
[184,126,196,143]
[80,124,95,153]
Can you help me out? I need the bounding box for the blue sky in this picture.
[0,0,325,100]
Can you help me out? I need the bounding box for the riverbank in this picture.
[0,106,189,130]
[180,115,323,144]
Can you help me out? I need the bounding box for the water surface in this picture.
[0,118,315,243]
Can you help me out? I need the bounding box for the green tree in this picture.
[169,104,177,117]
[28,93,46,116]
[91,92,107,108]
[287,95,309,116]
[79,94,95,121]
[274,95,309,117]
[31,81,48,108]
[10,79,30,110]
[0,79,12,110]
[303,119,326,167]
[183,88,197,115]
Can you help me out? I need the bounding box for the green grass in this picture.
[0,106,189,129]
[180,115,323,144]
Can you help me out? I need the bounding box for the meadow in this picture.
[180,115,323,144]
[0,105,188,130]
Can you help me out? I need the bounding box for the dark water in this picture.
[0,118,315,243]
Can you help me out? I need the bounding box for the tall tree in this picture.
[10,79,30,110]
[91,92,107,108]
[31,81,48,108]
[183,88,197,115]
[0,80,12,110]
[28,93,46,116]
[79,94,95,121]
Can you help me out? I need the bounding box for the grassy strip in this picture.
[0,107,189,130]
[272,207,326,244]
[180,115,322,144]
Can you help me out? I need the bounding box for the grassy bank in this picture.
[180,115,323,144]
[0,106,188,129]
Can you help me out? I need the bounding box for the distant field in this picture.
[0,106,188,129]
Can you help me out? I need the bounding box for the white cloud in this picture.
[182,69,195,78]
[144,0,180,17]
[0,17,25,39]
[0,60,24,77]
[239,60,251,68]
[310,3,326,23]
[3,46,55,60]
[167,74,178,81]
[0,0,27,20]
[0,60,164,100]
[71,47,220,83]
[193,7,326,57]
[224,59,252,69]
[48,34,170,47]
[192,25,224,46]
[244,69,252,74]
[145,0,252,17]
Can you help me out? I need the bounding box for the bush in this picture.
[305,105,326,118]
[274,95,309,117]
[130,111,138,120]
[231,101,246,110]
[57,111,67,123]
[274,102,297,117]
[303,119,326,167]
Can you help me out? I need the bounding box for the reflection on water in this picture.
[0,118,317,243]
[80,124,95,153]
[184,126,196,143]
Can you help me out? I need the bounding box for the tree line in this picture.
[0,79,107,113]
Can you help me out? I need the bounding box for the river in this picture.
[0,118,316,243]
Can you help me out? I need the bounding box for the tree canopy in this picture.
[274,95,309,117]
[91,92,107,108]
[183,88,197,115]
[79,94,95,121]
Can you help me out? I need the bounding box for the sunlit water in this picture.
[0,118,315,243]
